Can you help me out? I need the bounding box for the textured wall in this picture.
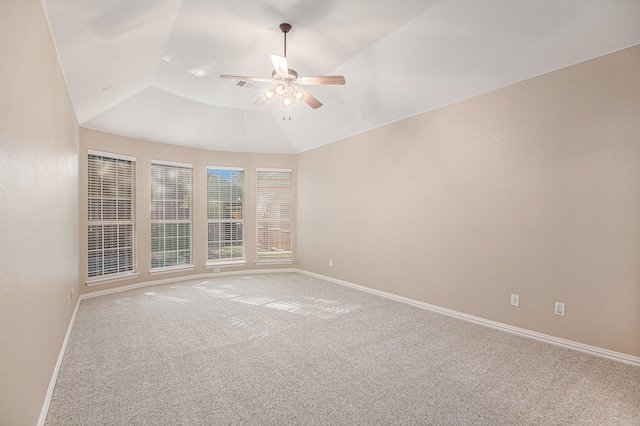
[297,45,640,357]
[78,128,297,295]
[0,0,80,424]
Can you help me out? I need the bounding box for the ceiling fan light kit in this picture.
[220,23,345,114]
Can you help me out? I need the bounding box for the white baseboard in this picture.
[297,269,640,367]
[38,298,81,426]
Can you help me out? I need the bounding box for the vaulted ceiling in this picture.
[42,0,640,153]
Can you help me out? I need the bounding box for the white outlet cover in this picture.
[510,294,519,307]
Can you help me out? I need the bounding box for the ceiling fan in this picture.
[220,23,345,109]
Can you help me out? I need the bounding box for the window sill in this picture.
[149,264,196,276]
[206,260,247,268]
[255,259,294,265]
[86,272,140,287]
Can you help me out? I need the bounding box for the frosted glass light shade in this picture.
[293,88,304,102]
[274,82,287,95]
[264,89,275,100]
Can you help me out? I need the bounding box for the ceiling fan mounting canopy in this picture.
[220,22,345,110]
[279,23,291,34]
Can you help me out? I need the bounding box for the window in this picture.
[150,161,193,270]
[87,151,136,281]
[207,167,245,264]
[256,169,293,263]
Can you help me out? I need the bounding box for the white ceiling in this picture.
[42,0,640,154]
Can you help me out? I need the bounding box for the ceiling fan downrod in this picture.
[280,23,291,57]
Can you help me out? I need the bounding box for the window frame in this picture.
[256,168,293,264]
[86,150,138,285]
[206,166,246,267]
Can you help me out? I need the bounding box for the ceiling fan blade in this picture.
[220,75,272,83]
[270,54,289,76]
[299,89,323,109]
[254,95,269,105]
[299,76,346,85]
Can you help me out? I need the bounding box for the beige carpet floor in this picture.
[45,273,640,425]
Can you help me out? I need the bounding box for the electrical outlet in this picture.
[554,302,565,316]
[329,259,333,267]
[510,294,519,307]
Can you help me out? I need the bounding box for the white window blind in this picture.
[150,162,193,269]
[256,169,293,262]
[87,152,135,279]
[207,167,245,263]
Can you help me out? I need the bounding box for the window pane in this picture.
[151,253,165,269]
[88,255,103,278]
[178,236,190,251]
[165,236,177,251]
[88,226,102,251]
[103,249,119,274]
[117,199,132,220]
[151,237,162,252]
[151,222,163,238]
[166,251,178,267]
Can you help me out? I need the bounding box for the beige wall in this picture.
[79,128,297,295]
[297,45,640,357]
[0,0,80,424]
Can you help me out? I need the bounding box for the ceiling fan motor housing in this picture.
[272,69,298,81]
